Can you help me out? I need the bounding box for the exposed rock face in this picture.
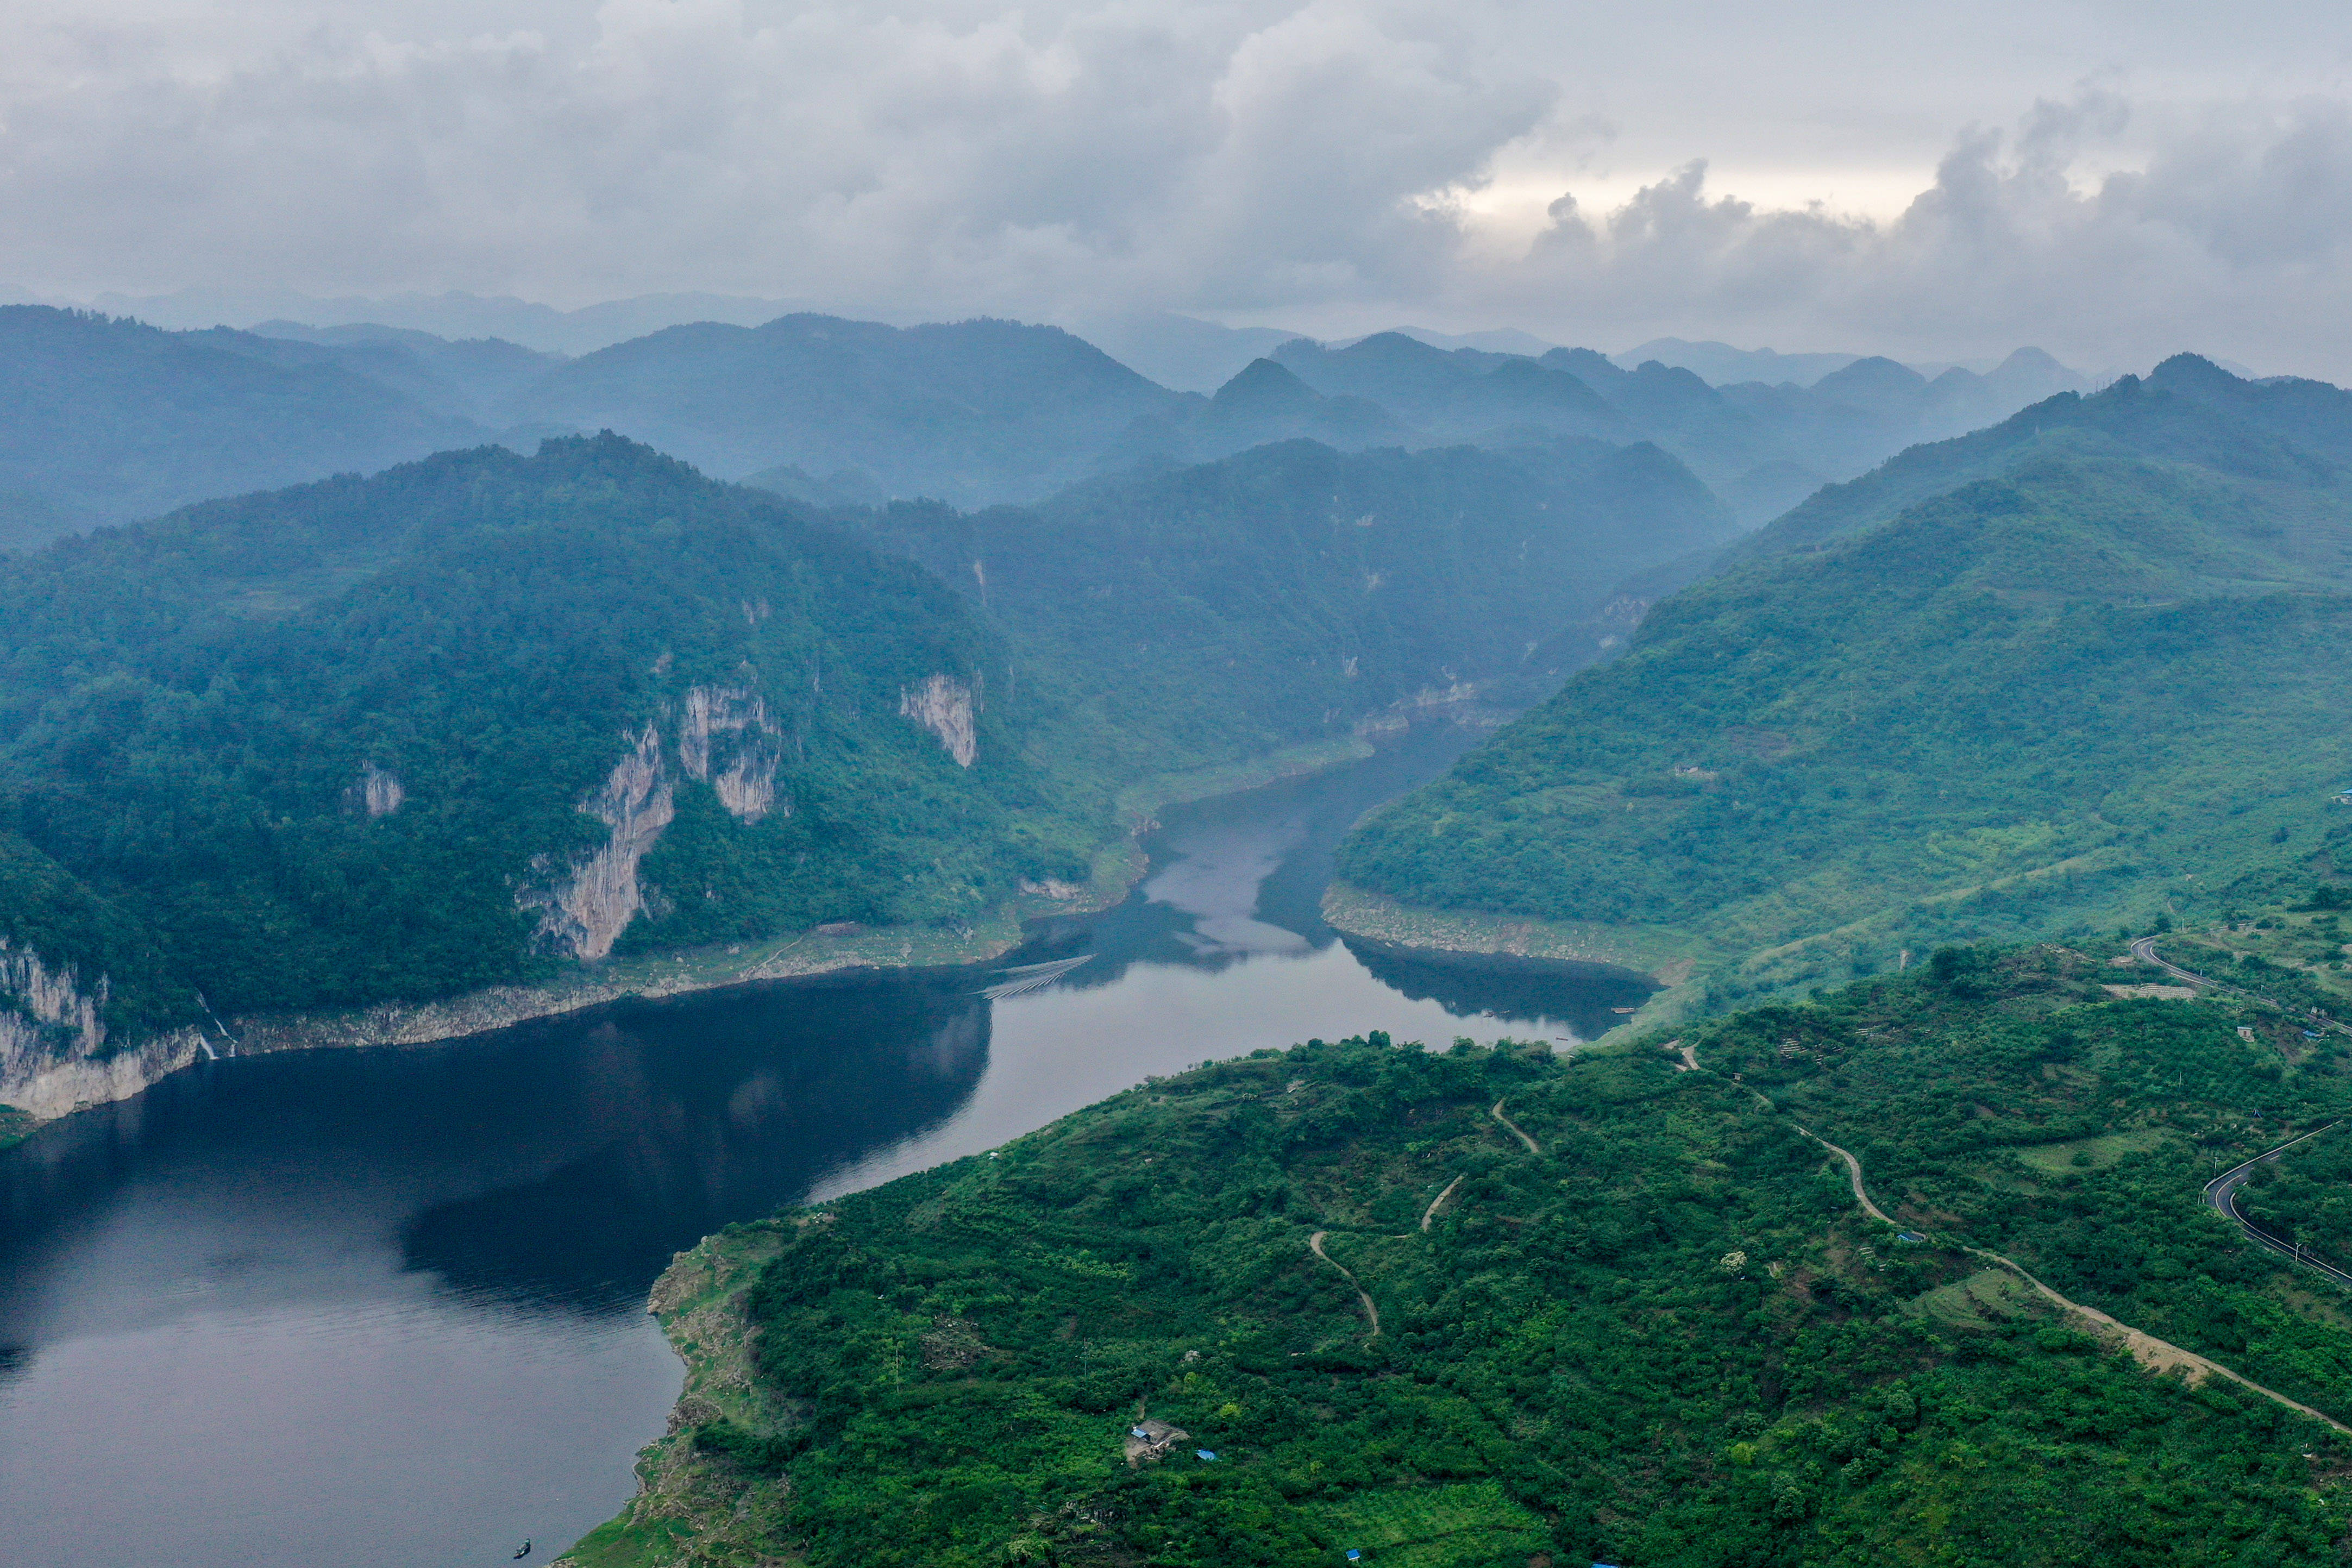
[348,761,406,817]
[680,685,785,823]
[0,937,206,1119]
[899,673,979,768]
[519,726,676,961]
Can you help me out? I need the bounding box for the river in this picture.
[0,723,1651,1567]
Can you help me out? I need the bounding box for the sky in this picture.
[4,1,2352,374]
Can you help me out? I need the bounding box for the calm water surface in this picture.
[0,725,1651,1567]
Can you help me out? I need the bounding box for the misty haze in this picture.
[7,5,2352,1566]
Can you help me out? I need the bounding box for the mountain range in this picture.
[0,303,2096,550]
[1334,355,2352,1014]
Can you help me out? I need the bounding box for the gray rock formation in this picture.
[899,674,979,767]
[519,726,675,960]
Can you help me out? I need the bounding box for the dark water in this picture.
[0,724,1652,1567]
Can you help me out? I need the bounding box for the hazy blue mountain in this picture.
[0,306,486,548]
[1062,311,1304,393]
[237,321,567,423]
[845,435,1738,788]
[504,313,1189,505]
[1615,337,1862,386]
[1365,324,1562,355]
[72,287,811,354]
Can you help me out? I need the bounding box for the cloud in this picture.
[3,3,2352,374]
[1484,95,2352,377]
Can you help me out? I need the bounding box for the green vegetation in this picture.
[1337,359,2352,1014]
[0,434,1087,1031]
[0,422,1734,1056]
[851,437,1734,794]
[575,948,2352,1567]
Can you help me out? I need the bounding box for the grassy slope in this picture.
[566,951,2352,1567]
[1335,417,2352,1015]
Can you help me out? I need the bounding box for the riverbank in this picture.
[553,1224,793,1567]
[0,730,1407,1133]
[1319,880,1703,1037]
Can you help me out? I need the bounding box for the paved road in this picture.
[2203,1123,2352,1289]
[2129,935,2352,1039]
[2128,936,2213,987]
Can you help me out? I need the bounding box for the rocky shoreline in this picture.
[0,730,1418,1137]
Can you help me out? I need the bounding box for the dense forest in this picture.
[0,435,1083,1030]
[845,436,1735,792]
[568,944,2352,1567]
[1336,359,2352,1014]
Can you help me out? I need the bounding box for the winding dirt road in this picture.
[1490,1099,1539,1155]
[1308,1230,1381,1339]
[1784,1122,2351,1434]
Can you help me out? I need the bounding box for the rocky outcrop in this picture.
[0,937,208,1120]
[680,685,785,823]
[519,726,676,960]
[347,762,406,817]
[899,673,979,767]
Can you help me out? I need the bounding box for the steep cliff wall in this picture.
[899,673,979,767]
[0,937,208,1120]
[519,726,676,961]
[680,684,785,823]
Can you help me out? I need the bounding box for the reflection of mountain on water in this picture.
[400,977,989,1311]
[1340,938,1657,1042]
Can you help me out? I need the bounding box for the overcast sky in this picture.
[6,1,2352,373]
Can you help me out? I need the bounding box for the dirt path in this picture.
[1665,1038,1698,1072]
[1793,1125,1896,1225]
[1491,1099,1539,1155]
[1308,1231,1381,1338]
[1784,1122,2351,1434]
[1420,1174,1465,1232]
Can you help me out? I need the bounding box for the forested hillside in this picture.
[568,946,2352,1568]
[1335,359,2352,1013]
[0,307,487,546]
[846,437,1736,789]
[0,436,1090,1046]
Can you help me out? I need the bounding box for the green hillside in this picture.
[0,435,1089,1030]
[847,437,1736,791]
[567,948,2352,1568]
[1335,361,2352,1013]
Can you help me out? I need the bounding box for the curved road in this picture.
[1695,1044,2352,1435]
[1307,1230,1381,1339]
[2129,935,2352,1039]
[2204,1123,2352,1288]
[1490,1099,1540,1155]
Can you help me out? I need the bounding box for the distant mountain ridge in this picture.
[0,300,2093,554]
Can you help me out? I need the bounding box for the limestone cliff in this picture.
[899,673,979,767]
[0,937,206,1120]
[346,761,406,817]
[679,684,785,823]
[518,726,676,961]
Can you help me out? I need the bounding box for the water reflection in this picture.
[0,721,1660,1568]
